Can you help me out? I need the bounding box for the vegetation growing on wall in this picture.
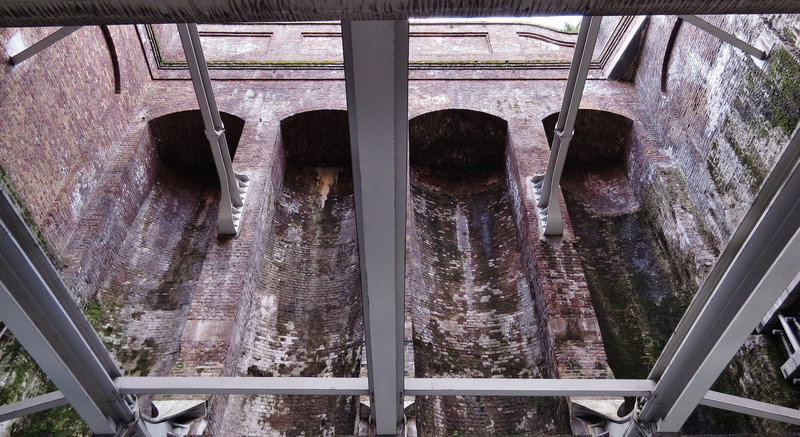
[0,337,90,436]
[766,47,800,136]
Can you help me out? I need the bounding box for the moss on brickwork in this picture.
[0,337,90,435]
[708,336,800,433]
[564,191,691,379]
[10,401,90,436]
[766,47,800,136]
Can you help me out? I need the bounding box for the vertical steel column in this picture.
[342,20,409,437]
[638,126,800,433]
[530,16,602,236]
[177,23,248,235]
[8,26,81,65]
[0,191,149,436]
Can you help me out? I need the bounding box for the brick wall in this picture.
[0,25,151,255]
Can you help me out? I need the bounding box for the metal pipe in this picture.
[779,314,800,352]
[405,378,654,397]
[531,16,601,236]
[1,0,800,27]
[9,26,81,65]
[680,15,767,60]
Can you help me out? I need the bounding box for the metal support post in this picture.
[775,329,794,355]
[779,314,800,352]
[342,19,409,437]
[638,125,800,433]
[0,190,149,436]
[9,26,81,65]
[530,16,602,236]
[680,15,767,60]
[177,23,248,235]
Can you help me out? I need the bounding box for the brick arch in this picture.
[410,108,508,174]
[148,110,245,180]
[661,17,685,93]
[542,109,633,167]
[280,109,351,167]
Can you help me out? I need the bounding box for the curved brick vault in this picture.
[408,109,571,435]
[219,110,364,436]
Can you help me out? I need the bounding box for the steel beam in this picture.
[1,1,800,26]
[0,391,67,422]
[680,15,767,60]
[0,191,148,436]
[530,16,601,236]
[342,20,408,437]
[406,378,654,397]
[116,377,369,396]
[700,390,800,426]
[8,26,80,65]
[638,126,800,432]
[177,23,248,235]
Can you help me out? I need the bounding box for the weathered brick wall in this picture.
[219,165,362,436]
[0,25,151,256]
[634,14,800,265]
[409,169,570,435]
[631,13,800,433]
[213,108,363,436]
[407,110,570,434]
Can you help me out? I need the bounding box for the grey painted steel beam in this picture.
[342,20,408,437]
[116,376,654,397]
[0,191,148,436]
[0,391,67,422]
[700,391,800,426]
[531,16,601,236]
[8,26,80,65]
[680,15,767,60]
[116,377,369,395]
[406,378,655,397]
[1,1,800,26]
[638,126,800,432]
[177,23,248,235]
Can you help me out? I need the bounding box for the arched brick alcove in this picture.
[219,109,363,436]
[92,110,247,382]
[554,109,691,381]
[408,109,570,435]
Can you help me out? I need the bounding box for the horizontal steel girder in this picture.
[0,391,67,422]
[0,0,799,26]
[116,377,370,395]
[405,378,655,397]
